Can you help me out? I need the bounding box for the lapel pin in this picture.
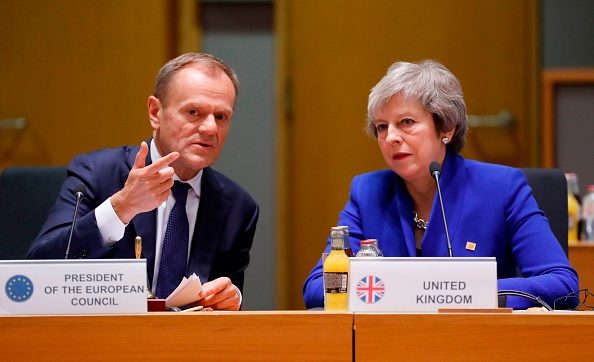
[466,241,476,251]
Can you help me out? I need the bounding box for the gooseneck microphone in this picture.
[65,184,86,259]
[430,161,453,257]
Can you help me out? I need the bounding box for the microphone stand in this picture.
[65,187,85,259]
[430,162,453,257]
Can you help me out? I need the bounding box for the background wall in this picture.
[1,0,594,311]
[0,1,170,168]
[541,0,594,196]
[542,0,594,68]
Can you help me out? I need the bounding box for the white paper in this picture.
[165,273,203,308]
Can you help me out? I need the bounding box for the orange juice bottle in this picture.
[566,173,581,243]
[568,190,579,244]
[323,228,349,311]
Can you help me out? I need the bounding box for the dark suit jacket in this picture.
[303,151,578,309]
[27,140,259,293]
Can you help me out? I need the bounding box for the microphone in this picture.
[429,161,453,257]
[65,184,86,259]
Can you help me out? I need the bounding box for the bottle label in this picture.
[324,272,348,294]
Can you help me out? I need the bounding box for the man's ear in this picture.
[147,95,162,130]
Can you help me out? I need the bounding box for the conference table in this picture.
[0,311,352,361]
[2,310,594,361]
[355,311,594,360]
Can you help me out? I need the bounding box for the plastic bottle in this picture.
[371,239,384,257]
[323,228,350,310]
[566,174,580,244]
[356,239,380,257]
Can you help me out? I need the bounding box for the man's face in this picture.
[148,65,236,180]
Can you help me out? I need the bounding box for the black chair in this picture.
[521,168,568,256]
[0,166,67,259]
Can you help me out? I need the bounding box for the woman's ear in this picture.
[443,127,456,142]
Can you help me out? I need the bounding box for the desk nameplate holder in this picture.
[348,257,498,312]
[0,259,147,315]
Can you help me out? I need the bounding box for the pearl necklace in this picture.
[413,211,427,230]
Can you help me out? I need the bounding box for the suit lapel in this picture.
[187,167,230,283]
[390,176,417,257]
[423,151,467,256]
[440,152,466,251]
[133,212,157,281]
[127,139,158,281]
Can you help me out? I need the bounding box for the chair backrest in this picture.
[0,166,67,260]
[521,168,568,256]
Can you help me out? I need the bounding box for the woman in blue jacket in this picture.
[303,59,578,310]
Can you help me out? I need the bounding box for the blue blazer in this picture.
[27,140,259,293]
[303,151,578,309]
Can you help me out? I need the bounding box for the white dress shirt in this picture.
[95,141,202,292]
[95,141,242,304]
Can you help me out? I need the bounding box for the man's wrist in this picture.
[110,192,133,224]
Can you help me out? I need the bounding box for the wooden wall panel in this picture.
[0,0,170,169]
[542,69,594,168]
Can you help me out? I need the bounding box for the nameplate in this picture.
[348,257,497,312]
[0,259,147,315]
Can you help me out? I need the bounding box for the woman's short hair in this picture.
[154,52,239,107]
[367,59,468,153]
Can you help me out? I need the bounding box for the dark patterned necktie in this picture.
[156,181,191,299]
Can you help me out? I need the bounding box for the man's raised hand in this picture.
[111,141,179,224]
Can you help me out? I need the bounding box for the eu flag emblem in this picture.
[356,275,385,304]
[5,275,34,302]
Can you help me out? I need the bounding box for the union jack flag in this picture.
[356,275,385,304]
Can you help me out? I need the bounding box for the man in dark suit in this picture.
[27,53,259,311]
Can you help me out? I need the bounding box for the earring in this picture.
[442,137,449,144]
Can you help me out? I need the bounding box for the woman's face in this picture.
[373,93,453,183]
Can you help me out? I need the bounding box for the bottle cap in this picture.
[334,225,349,234]
[331,226,350,236]
[330,227,344,237]
[360,239,374,245]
